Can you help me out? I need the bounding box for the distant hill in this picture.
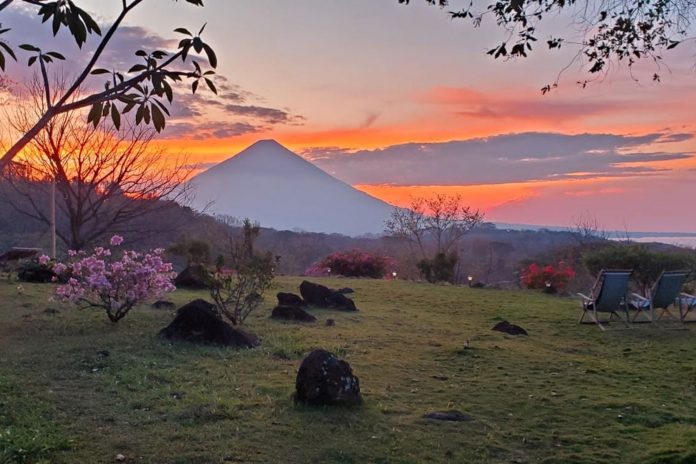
[186,140,395,236]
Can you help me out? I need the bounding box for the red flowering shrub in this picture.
[305,250,396,279]
[521,261,576,293]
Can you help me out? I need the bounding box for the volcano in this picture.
[187,140,393,236]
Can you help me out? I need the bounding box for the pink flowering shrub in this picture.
[520,261,576,293]
[306,250,396,279]
[54,235,176,322]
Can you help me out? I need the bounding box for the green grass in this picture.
[1,277,696,463]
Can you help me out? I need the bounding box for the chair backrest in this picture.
[593,270,632,312]
[651,271,689,309]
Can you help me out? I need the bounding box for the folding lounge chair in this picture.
[679,292,696,322]
[628,270,689,323]
[578,270,632,330]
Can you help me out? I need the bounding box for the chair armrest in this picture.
[628,292,650,309]
[681,293,696,306]
[576,293,592,302]
[630,292,649,303]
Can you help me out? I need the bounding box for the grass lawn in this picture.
[1,276,695,463]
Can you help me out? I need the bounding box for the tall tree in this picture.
[0,0,217,171]
[1,78,190,250]
[402,0,696,89]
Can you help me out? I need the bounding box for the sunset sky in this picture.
[4,1,696,232]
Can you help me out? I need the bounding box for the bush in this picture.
[308,249,395,279]
[418,252,458,283]
[54,235,176,322]
[583,244,695,294]
[521,261,576,293]
[209,220,275,325]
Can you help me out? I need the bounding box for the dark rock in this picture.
[152,300,176,310]
[276,292,305,307]
[17,266,56,283]
[299,280,333,306]
[326,291,358,312]
[174,265,211,290]
[159,299,259,348]
[295,349,362,406]
[492,320,528,336]
[325,319,335,327]
[43,307,60,315]
[299,281,358,311]
[271,305,316,323]
[423,410,473,422]
[335,287,354,294]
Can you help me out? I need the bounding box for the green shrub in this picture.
[583,244,695,294]
[417,252,458,283]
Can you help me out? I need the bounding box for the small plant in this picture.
[521,261,576,293]
[418,252,458,283]
[209,220,275,325]
[54,235,176,322]
[308,249,395,278]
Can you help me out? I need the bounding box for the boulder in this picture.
[159,299,259,348]
[299,280,333,306]
[151,300,176,310]
[17,265,56,283]
[326,291,358,311]
[174,264,211,290]
[423,410,473,422]
[271,305,316,323]
[295,349,362,406]
[300,280,358,311]
[492,320,528,336]
[277,292,305,307]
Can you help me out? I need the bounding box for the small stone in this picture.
[325,319,335,326]
[151,300,176,310]
[115,454,126,462]
[423,410,473,422]
[492,320,528,336]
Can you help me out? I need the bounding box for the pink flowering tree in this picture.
[54,235,176,322]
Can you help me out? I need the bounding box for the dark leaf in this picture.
[19,44,41,52]
[87,102,103,127]
[151,104,165,132]
[128,64,147,73]
[111,104,121,130]
[202,42,217,68]
[174,27,192,36]
[204,78,217,94]
[0,41,16,61]
[46,51,65,60]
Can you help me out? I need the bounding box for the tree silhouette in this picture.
[0,0,217,171]
[402,0,695,90]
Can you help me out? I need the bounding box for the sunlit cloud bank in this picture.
[307,132,695,185]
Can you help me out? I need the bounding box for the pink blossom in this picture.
[110,235,124,246]
[53,242,176,322]
[38,255,50,265]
